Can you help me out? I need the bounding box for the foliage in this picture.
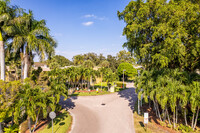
[117,50,135,64]
[48,55,72,67]
[118,0,200,71]
[116,82,126,88]
[48,69,68,105]
[119,0,200,131]
[117,62,137,80]
[38,110,72,133]
[83,60,95,68]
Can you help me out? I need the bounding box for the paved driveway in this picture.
[60,83,137,133]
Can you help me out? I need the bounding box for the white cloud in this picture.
[82,14,106,20]
[82,21,94,26]
[83,14,96,18]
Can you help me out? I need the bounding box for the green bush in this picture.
[178,124,193,133]
[116,82,126,88]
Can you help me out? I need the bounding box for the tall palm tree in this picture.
[12,11,56,80]
[0,0,19,81]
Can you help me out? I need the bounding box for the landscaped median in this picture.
[69,82,128,96]
[36,109,72,133]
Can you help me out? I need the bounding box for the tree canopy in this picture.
[118,0,200,71]
[117,62,137,80]
[48,55,72,67]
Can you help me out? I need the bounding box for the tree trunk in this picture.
[81,78,83,89]
[0,122,3,133]
[193,107,199,130]
[0,40,5,81]
[20,48,24,80]
[176,106,178,124]
[166,108,171,125]
[173,110,176,128]
[0,31,4,133]
[184,108,188,126]
[191,112,195,128]
[24,51,29,80]
[153,100,158,117]
[32,109,40,133]
[155,100,162,121]
[28,116,32,133]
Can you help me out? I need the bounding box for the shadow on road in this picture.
[59,96,77,110]
[117,87,138,111]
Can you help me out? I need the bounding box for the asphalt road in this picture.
[60,83,137,133]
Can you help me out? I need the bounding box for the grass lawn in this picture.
[38,110,72,133]
[70,90,111,96]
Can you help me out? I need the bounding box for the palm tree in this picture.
[0,0,19,81]
[17,79,47,133]
[73,55,84,66]
[83,60,94,68]
[12,11,56,80]
[99,60,110,68]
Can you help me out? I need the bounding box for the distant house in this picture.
[60,65,76,69]
[33,62,50,71]
[133,65,143,69]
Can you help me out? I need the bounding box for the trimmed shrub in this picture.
[116,82,126,88]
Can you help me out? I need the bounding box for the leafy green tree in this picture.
[73,54,84,66]
[106,55,119,72]
[48,55,72,67]
[83,53,98,65]
[99,60,110,68]
[83,60,94,68]
[117,50,135,64]
[118,0,200,71]
[117,62,137,80]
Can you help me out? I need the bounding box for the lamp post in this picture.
[123,69,126,89]
[137,69,141,115]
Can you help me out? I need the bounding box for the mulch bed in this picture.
[140,103,192,133]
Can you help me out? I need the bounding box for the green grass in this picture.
[70,90,111,96]
[94,82,108,86]
[115,87,128,92]
[38,110,72,133]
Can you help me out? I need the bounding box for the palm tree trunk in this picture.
[155,100,162,121]
[24,51,29,79]
[0,39,5,81]
[184,108,188,126]
[166,108,171,125]
[191,112,195,128]
[0,31,4,133]
[81,78,83,89]
[175,106,178,124]
[153,100,158,117]
[193,107,199,130]
[28,116,32,133]
[20,48,24,80]
[173,110,176,128]
[32,108,40,133]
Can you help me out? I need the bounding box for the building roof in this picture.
[34,62,47,67]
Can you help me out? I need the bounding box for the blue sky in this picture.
[11,0,130,61]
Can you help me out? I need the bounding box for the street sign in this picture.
[49,111,56,133]
[49,111,56,119]
[144,112,148,124]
